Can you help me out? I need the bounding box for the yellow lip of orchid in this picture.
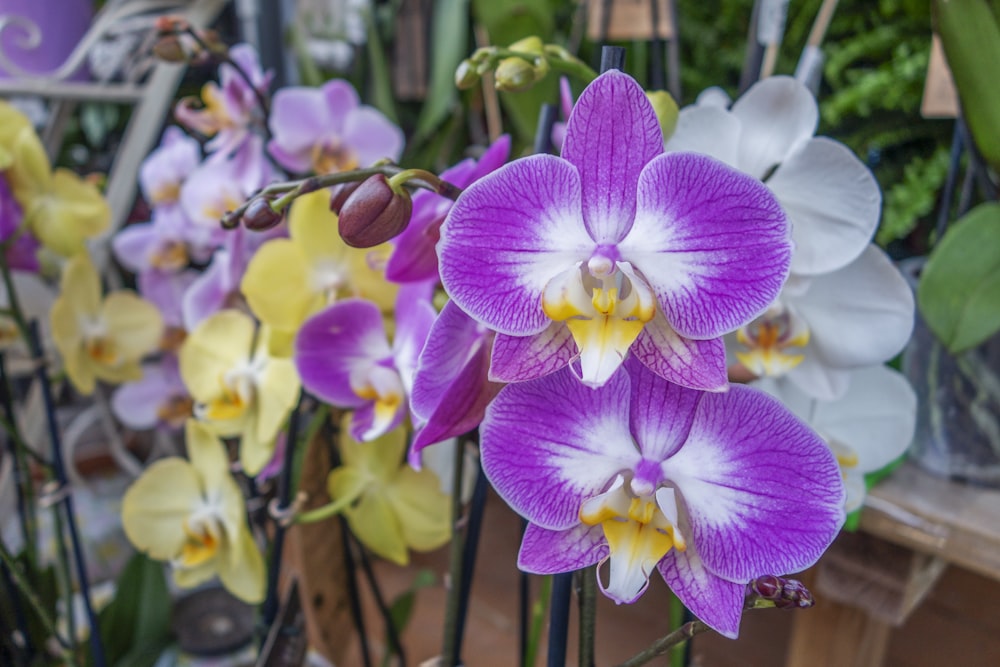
[241,190,398,356]
[121,420,265,603]
[543,259,656,387]
[735,305,811,377]
[49,253,164,395]
[180,310,300,476]
[579,475,687,604]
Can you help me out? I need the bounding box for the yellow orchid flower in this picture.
[1,103,109,257]
[241,189,398,356]
[49,252,164,395]
[318,421,451,566]
[179,309,300,476]
[122,419,265,603]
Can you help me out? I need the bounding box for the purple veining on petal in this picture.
[657,541,746,639]
[518,522,606,574]
[561,70,663,244]
[631,311,728,391]
[489,324,576,383]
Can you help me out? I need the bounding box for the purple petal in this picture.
[662,384,845,582]
[625,357,701,463]
[632,311,728,391]
[386,136,511,284]
[410,301,490,419]
[267,86,335,171]
[349,399,405,442]
[621,152,790,339]
[294,299,392,406]
[409,340,500,465]
[657,544,746,639]
[480,368,639,530]
[181,253,233,331]
[438,155,592,335]
[111,363,173,429]
[489,324,576,382]
[139,269,197,328]
[112,223,160,273]
[561,70,663,244]
[343,107,405,166]
[392,282,437,393]
[517,522,606,574]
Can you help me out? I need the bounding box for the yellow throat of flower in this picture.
[735,308,810,377]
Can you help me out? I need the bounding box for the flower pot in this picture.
[902,257,1000,487]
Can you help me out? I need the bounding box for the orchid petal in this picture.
[490,323,576,383]
[217,528,266,603]
[657,544,746,639]
[385,466,451,552]
[792,245,914,370]
[661,384,845,582]
[625,357,701,463]
[517,522,606,574]
[768,137,881,275]
[632,310,728,391]
[623,152,790,338]
[480,368,639,530]
[439,155,592,335]
[180,310,255,402]
[730,76,818,179]
[342,107,405,166]
[293,299,390,406]
[347,492,408,565]
[121,458,201,560]
[562,70,663,244]
[664,105,741,166]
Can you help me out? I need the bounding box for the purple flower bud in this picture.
[329,181,361,215]
[750,574,782,601]
[337,174,412,248]
[242,197,284,231]
[747,575,814,610]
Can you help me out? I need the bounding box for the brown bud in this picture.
[338,175,412,248]
[329,181,362,214]
[242,197,284,231]
[152,35,189,63]
[154,15,190,34]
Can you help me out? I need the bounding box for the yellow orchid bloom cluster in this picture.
[317,419,451,566]
[122,419,265,602]
[240,189,398,356]
[178,309,300,475]
[49,253,164,395]
[0,101,110,257]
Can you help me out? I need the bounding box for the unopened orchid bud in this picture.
[242,197,284,231]
[747,575,814,610]
[154,15,190,34]
[329,181,362,214]
[338,175,412,248]
[152,35,189,63]
[455,60,480,90]
[495,57,535,92]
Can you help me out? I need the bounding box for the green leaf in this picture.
[934,0,1000,172]
[918,202,1000,353]
[98,553,172,666]
[413,0,470,142]
[365,7,399,124]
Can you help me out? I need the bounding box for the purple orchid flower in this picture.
[295,283,436,442]
[139,126,201,208]
[438,70,790,390]
[550,76,574,151]
[175,44,271,155]
[267,79,404,175]
[386,135,511,284]
[481,357,844,637]
[111,354,191,430]
[139,268,198,330]
[0,174,39,272]
[407,300,503,466]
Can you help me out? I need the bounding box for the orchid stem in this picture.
[441,436,468,666]
[0,539,76,664]
[577,567,596,667]
[261,391,304,636]
[546,572,573,667]
[28,321,105,667]
[339,516,373,667]
[452,457,488,660]
[525,574,552,667]
[354,535,406,666]
[0,354,38,569]
[615,620,710,667]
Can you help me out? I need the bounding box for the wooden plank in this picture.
[860,461,1000,582]
[786,570,892,667]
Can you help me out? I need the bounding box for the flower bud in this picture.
[242,197,284,231]
[329,181,362,214]
[152,35,190,63]
[495,57,536,92]
[337,175,412,248]
[746,575,814,610]
[455,60,481,90]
